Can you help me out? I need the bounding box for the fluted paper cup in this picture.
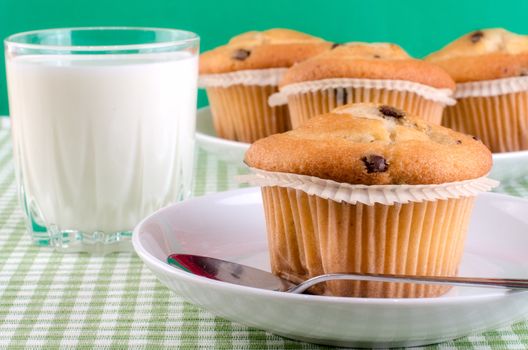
[240,169,498,298]
[200,68,290,143]
[443,77,528,153]
[268,78,456,129]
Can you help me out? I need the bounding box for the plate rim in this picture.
[492,148,528,160]
[133,187,528,306]
[195,107,250,150]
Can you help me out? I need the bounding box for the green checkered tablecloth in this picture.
[1,127,528,350]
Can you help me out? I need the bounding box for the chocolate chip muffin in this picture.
[199,29,332,143]
[243,103,496,298]
[268,43,456,129]
[426,28,528,153]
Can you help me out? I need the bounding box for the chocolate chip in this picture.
[362,155,389,173]
[456,140,462,144]
[470,30,484,43]
[373,54,381,59]
[378,105,406,119]
[520,68,528,76]
[232,49,251,60]
[472,135,481,141]
[331,43,342,49]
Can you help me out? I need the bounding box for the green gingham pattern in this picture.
[0,128,528,350]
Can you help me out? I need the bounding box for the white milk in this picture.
[6,53,197,233]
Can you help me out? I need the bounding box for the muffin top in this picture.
[426,28,528,83]
[245,103,492,185]
[199,29,332,74]
[279,43,456,89]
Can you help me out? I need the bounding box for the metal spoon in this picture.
[167,253,528,295]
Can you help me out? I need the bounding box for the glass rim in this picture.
[4,26,199,52]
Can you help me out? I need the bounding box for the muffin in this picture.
[268,43,456,129]
[426,28,528,153]
[242,103,496,298]
[199,29,332,143]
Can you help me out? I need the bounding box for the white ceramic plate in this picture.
[133,187,528,348]
[195,107,249,164]
[490,149,528,180]
[195,107,528,179]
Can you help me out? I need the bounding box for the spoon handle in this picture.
[287,273,528,294]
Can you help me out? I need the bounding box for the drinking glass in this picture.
[5,27,199,253]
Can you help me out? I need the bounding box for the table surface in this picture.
[1,128,528,350]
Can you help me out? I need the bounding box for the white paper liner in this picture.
[198,68,288,88]
[238,168,498,205]
[444,90,528,152]
[268,78,456,107]
[454,76,528,98]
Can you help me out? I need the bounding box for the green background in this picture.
[1,0,527,116]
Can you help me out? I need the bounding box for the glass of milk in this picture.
[5,27,199,253]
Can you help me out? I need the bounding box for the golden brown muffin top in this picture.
[199,29,332,74]
[426,28,528,82]
[245,103,492,185]
[279,43,456,90]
